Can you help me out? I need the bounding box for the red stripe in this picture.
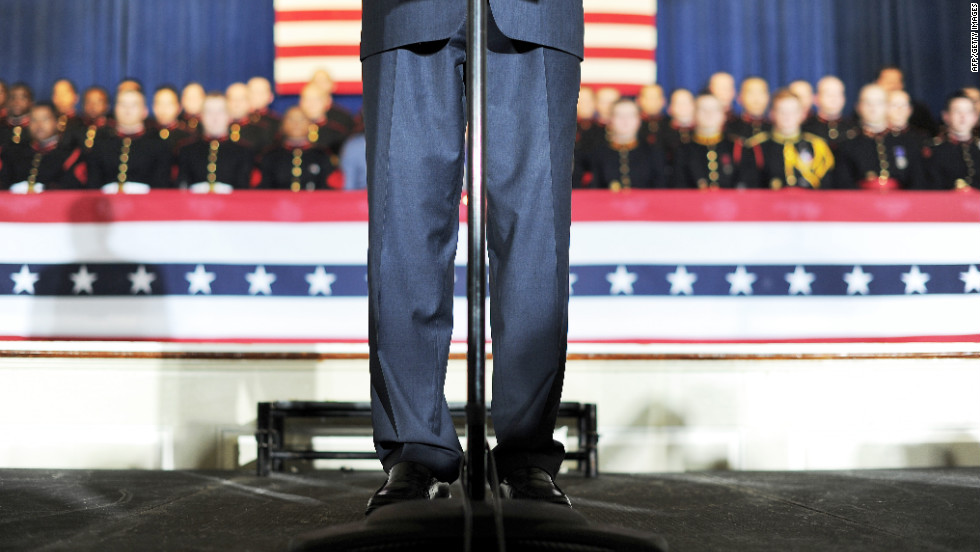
[275,9,361,22]
[61,148,82,172]
[276,45,361,58]
[583,47,654,60]
[1,190,978,223]
[584,13,655,26]
[579,83,645,96]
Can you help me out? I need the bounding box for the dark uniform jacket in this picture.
[310,105,356,155]
[726,114,772,141]
[87,128,172,188]
[0,138,87,190]
[0,115,31,147]
[673,134,755,189]
[176,137,255,189]
[926,134,979,190]
[80,116,113,151]
[360,0,584,60]
[259,143,338,191]
[835,129,928,190]
[746,132,835,189]
[588,138,666,190]
[802,114,858,150]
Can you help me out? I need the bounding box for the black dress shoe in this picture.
[365,461,451,515]
[499,467,571,507]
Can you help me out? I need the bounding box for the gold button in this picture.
[119,163,128,172]
[706,151,718,161]
[828,129,839,140]
[207,163,217,173]
[160,129,170,140]
[291,181,301,192]
[709,171,719,181]
[123,137,132,147]
[292,167,303,178]
[708,161,718,171]
[118,172,127,181]
[211,140,220,150]
[120,154,129,163]
[292,157,303,167]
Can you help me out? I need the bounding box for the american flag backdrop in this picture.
[273,0,658,96]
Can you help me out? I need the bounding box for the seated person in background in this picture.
[836,84,927,190]
[87,89,171,191]
[876,65,937,137]
[788,80,815,118]
[673,93,754,189]
[247,77,280,134]
[117,78,143,95]
[887,90,931,148]
[259,106,338,191]
[0,80,8,118]
[588,98,665,191]
[226,82,273,155]
[963,87,980,138]
[51,79,86,148]
[707,72,737,120]
[637,84,667,145]
[299,82,353,156]
[745,89,834,189]
[81,86,113,150]
[803,75,858,150]
[594,87,621,126]
[926,91,979,190]
[179,82,206,134]
[1,83,34,146]
[573,86,602,188]
[152,85,195,154]
[659,88,696,178]
[177,92,256,192]
[0,102,86,192]
[727,77,771,139]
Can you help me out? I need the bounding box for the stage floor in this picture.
[1,468,977,551]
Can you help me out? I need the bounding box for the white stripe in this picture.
[275,57,363,85]
[0,222,369,264]
[274,21,362,46]
[582,59,656,86]
[569,223,980,264]
[584,23,656,51]
[568,295,980,340]
[583,0,656,16]
[274,0,361,11]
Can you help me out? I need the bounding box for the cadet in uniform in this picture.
[1,83,34,147]
[299,82,354,156]
[744,89,835,189]
[659,88,696,179]
[87,89,171,190]
[247,77,280,138]
[788,80,815,118]
[573,86,602,188]
[0,102,86,191]
[674,93,754,189]
[588,98,666,190]
[802,76,858,150]
[226,82,273,155]
[80,86,113,151]
[179,82,206,134]
[836,84,927,190]
[176,92,255,191]
[152,85,196,155]
[707,72,737,119]
[887,90,931,148]
[51,79,87,149]
[926,91,979,190]
[727,77,772,139]
[876,66,937,137]
[637,84,667,146]
[259,106,338,191]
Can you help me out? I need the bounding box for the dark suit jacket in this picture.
[360,0,584,60]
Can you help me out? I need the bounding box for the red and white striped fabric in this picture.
[273,0,657,96]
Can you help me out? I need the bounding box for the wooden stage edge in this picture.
[1,340,978,361]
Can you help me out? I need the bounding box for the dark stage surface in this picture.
[1,468,977,551]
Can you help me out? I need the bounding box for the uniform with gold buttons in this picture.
[176,137,255,190]
[86,128,172,188]
[835,129,928,190]
[673,132,757,189]
[926,134,980,190]
[745,131,835,189]
[588,135,666,190]
[258,142,338,191]
[0,136,87,190]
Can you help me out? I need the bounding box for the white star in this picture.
[128,265,157,295]
[725,265,757,295]
[960,265,980,293]
[667,265,698,295]
[786,265,816,295]
[246,265,277,295]
[10,265,39,295]
[70,265,98,295]
[901,265,930,295]
[186,264,217,295]
[305,266,336,296]
[606,265,638,295]
[569,273,578,296]
[843,266,874,295]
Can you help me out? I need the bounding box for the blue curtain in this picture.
[657,0,976,117]
[0,0,973,118]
